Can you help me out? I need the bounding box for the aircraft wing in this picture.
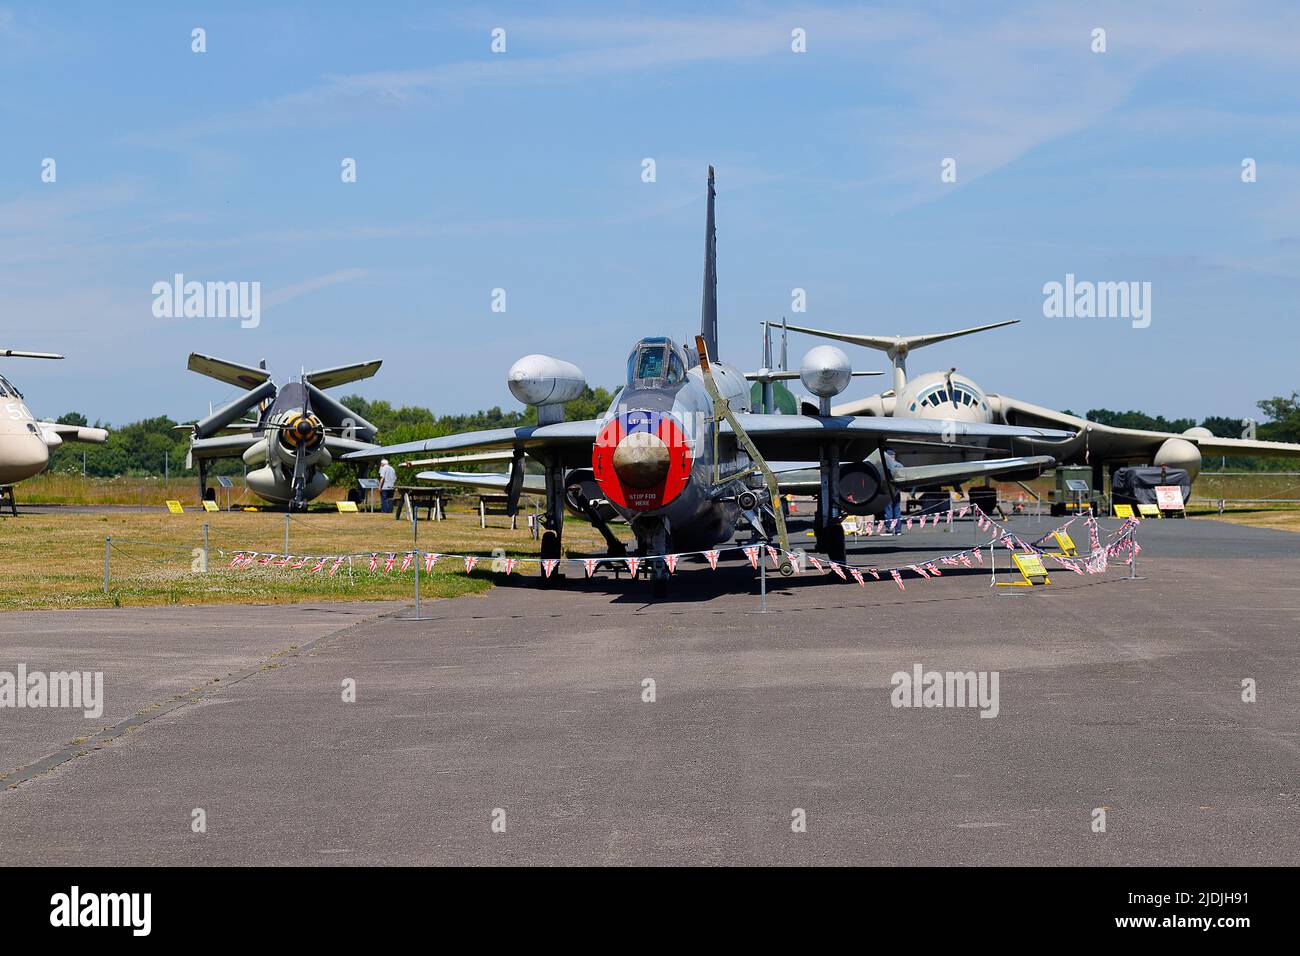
[303,360,382,390]
[189,433,261,460]
[187,353,271,389]
[768,455,1055,495]
[342,420,602,462]
[726,413,1073,463]
[892,455,1055,486]
[412,470,548,495]
[992,394,1300,461]
[322,435,377,457]
[38,422,108,444]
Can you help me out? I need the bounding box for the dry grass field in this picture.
[0,507,610,612]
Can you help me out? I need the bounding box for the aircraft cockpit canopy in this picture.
[0,374,23,399]
[627,337,687,389]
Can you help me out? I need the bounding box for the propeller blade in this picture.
[194,380,278,438]
[304,383,378,441]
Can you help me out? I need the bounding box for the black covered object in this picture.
[1111,466,1191,506]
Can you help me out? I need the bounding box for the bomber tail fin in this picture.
[773,319,1019,393]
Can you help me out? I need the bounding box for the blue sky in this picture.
[2,1,1298,425]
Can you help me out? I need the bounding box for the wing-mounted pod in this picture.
[507,354,585,425]
[799,345,853,415]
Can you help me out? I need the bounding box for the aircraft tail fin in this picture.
[773,319,1019,391]
[700,166,718,362]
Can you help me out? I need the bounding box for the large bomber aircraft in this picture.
[182,354,382,510]
[778,320,1300,485]
[0,350,108,513]
[345,168,1071,586]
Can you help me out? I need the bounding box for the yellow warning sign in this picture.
[1137,503,1161,519]
[165,500,184,514]
[201,500,219,512]
[997,552,1051,587]
[1052,531,1078,556]
[1113,504,1135,519]
[335,500,359,513]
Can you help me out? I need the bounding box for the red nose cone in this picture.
[593,411,692,511]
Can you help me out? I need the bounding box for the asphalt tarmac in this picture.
[1,515,1296,865]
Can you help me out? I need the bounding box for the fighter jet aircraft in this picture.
[777,319,1300,485]
[182,354,382,510]
[344,168,1069,585]
[0,350,108,513]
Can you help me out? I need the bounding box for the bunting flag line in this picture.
[211,502,1141,596]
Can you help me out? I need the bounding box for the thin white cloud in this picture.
[263,268,369,308]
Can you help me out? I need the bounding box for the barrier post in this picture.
[759,551,767,613]
[284,513,290,558]
[103,536,111,593]
[202,523,209,573]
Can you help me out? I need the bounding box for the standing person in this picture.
[883,448,903,534]
[378,458,397,514]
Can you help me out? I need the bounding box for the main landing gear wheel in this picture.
[539,531,562,588]
[816,520,847,569]
[651,560,669,598]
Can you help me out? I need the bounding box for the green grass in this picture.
[0,509,610,611]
